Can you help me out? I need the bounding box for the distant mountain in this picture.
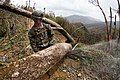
[65,15,120,28]
[85,22,105,28]
[65,15,102,24]
[85,21,120,29]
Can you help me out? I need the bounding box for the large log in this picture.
[0,43,72,79]
[0,3,75,43]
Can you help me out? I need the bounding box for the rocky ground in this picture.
[41,41,120,80]
[1,38,120,80]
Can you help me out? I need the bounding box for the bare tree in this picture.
[89,0,110,41]
[26,1,28,8]
[43,8,46,15]
[112,15,117,39]
[28,0,30,8]
[3,0,10,5]
[117,0,120,42]
[109,7,113,39]
[33,2,36,10]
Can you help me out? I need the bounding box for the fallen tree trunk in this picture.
[0,43,72,79]
[0,3,75,43]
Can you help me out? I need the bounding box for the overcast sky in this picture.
[11,0,118,21]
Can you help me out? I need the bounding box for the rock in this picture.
[68,75,70,78]
[12,71,19,77]
[77,73,82,77]
[63,70,67,72]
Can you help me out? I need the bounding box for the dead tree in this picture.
[28,0,30,8]
[117,0,120,42]
[109,7,113,39]
[23,1,28,10]
[43,8,46,15]
[112,15,117,39]
[89,0,110,41]
[33,2,36,10]
[0,43,72,79]
[3,0,10,5]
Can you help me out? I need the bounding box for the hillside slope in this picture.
[41,41,120,80]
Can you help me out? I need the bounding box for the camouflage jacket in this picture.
[28,23,56,52]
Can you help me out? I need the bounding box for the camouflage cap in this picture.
[32,10,44,20]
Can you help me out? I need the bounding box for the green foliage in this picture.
[45,14,100,44]
[45,13,56,21]
[68,49,93,65]
[0,19,7,37]
[55,17,68,26]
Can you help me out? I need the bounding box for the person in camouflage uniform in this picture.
[28,10,56,52]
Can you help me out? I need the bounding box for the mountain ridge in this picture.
[65,15,102,24]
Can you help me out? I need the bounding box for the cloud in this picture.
[11,0,118,21]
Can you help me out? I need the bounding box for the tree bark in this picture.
[112,15,117,39]
[117,0,120,42]
[109,7,112,40]
[0,43,72,79]
[98,5,109,41]
[89,0,110,41]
